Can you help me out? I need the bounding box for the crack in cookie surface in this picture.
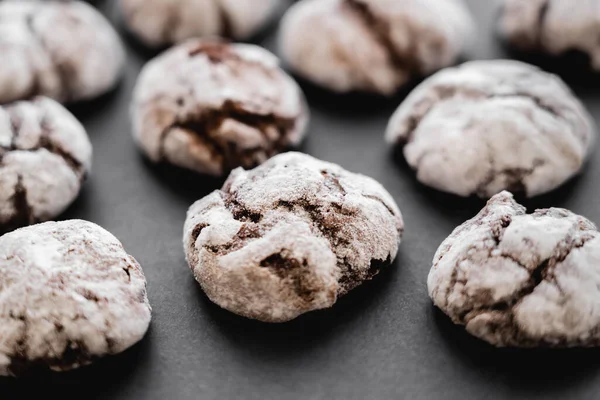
[342,0,419,83]
[159,99,296,172]
[2,101,86,178]
[0,97,91,232]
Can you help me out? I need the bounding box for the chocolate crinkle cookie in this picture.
[0,0,125,104]
[429,191,600,347]
[279,0,474,95]
[0,96,92,233]
[0,220,151,376]
[183,152,404,322]
[132,39,308,176]
[119,0,279,48]
[499,0,600,70]
[386,60,596,198]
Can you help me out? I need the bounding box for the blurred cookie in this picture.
[0,97,92,233]
[279,0,474,95]
[499,0,600,70]
[184,152,404,322]
[429,191,600,347]
[119,0,279,48]
[0,220,151,376]
[0,0,125,104]
[386,60,595,198]
[132,39,308,176]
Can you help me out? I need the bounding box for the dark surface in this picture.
[3,1,600,399]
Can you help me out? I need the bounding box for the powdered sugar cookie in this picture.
[0,220,151,376]
[184,152,403,322]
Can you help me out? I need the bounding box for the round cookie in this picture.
[184,152,404,322]
[499,0,600,70]
[386,60,596,198]
[119,0,279,48]
[279,0,474,95]
[0,220,151,376]
[132,39,308,176]
[0,96,92,233]
[0,0,125,104]
[429,191,600,347]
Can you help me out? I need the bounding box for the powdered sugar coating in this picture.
[429,191,600,347]
[119,0,279,48]
[279,0,474,95]
[132,39,308,176]
[0,220,151,376]
[499,0,600,70]
[184,152,404,322]
[0,0,125,104]
[0,97,92,233]
[386,60,595,198]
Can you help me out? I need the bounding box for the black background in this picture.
[3,1,600,399]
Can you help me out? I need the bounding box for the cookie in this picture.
[0,97,92,233]
[429,191,600,347]
[499,0,600,70]
[119,0,279,48]
[279,0,474,95]
[183,152,404,322]
[132,39,308,176]
[0,220,151,376]
[0,0,125,104]
[386,60,595,198]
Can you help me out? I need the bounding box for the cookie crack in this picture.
[1,106,85,179]
[443,214,515,308]
[363,194,397,218]
[24,11,74,102]
[343,0,419,82]
[259,254,315,302]
[488,92,560,120]
[214,0,233,38]
[536,0,551,47]
[456,231,596,342]
[8,175,35,232]
[158,100,295,172]
[321,170,346,195]
[398,88,568,147]
[475,160,546,197]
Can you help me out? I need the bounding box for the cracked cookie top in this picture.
[499,0,600,70]
[0,0,125,104]
[183,152,404,322]
[119,0,279,48]
[386,60,596,198]
[279,0,474,95]
[428,191,600,347]
[0,96,92,233]
[132,39,309,176]
[0,220,151,376]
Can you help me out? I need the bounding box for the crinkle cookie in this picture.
[429,191,600,347]
[0,220,151,376]
[184,152,404,322]
[132,39,308,176]
[0,97,92,233]
[279,0,474,95]
[499,0,600,70]
[0,0,125,104]
[386,60,596,198]
[119,0,279,48]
